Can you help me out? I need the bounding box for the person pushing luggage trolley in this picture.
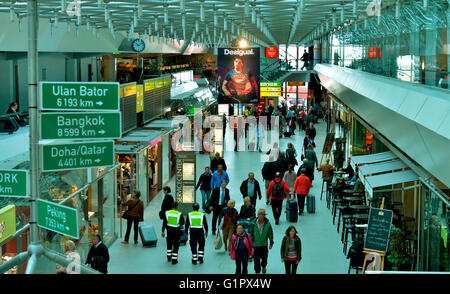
[162,202,185,264]
[185,202,209,264]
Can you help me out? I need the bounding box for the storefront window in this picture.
[102,170,116,246]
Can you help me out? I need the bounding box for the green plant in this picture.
[386,227,414,271]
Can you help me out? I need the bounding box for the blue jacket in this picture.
[210,170,230,189]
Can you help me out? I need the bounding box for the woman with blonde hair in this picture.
[218,199,238,252]
[56,240,81,274]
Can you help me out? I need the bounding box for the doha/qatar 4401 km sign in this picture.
[41,141,114,171]
[40,112,121,140]
[40,82,119,111]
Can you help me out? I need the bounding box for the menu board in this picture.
[364,208,393,253]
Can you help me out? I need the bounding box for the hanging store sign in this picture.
[260,92,282,97]
[37,199,79,239]
[0,170,28,197]
[0,205,16,243]
[260,87,282,93]
[122,84,137,97]
[40,82,120,111]
[260,82,282,87]
[41,141,115,172]
[265,46,279,58]
[218,47,260,104]
[40,112,122,140]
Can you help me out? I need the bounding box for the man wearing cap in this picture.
[249,209,274,274]
[185,202,209,264]
[162,202,185,265]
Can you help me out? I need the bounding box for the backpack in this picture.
[272,180,283,198]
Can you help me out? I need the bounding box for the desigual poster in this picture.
[218,48,260,104]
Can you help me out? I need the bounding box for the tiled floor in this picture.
[108,119,349,274]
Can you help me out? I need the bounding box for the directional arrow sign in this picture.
[40,112,122,140]
[40,82,119,111]
[0,170,28,197]
[37,199,79,239]
[41,141,115,172]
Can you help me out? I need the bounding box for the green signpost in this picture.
[0,170,28,197]
[40,112,122,140]
[41,141,115,172]
[37,199,79,239]
[40,82,120,111]
[260,82,282,87]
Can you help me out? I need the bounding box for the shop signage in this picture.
[260,87,282,93]
[0,170,28,197]
[260,92,281,97]
[41,141,115,172]
[265,46,279,58]
[364,208,393,253]
[40,82,119,111]
[0,205,16,243]
[37,199,79,239]
[144,80,155,91]
[122,84,137,97]
[288,82,306,86]
[40,112,121,140]
[155,78,164,88]
[260,82,282,87]
[136,85,144,113]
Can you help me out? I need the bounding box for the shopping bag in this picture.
[214,229,223,250]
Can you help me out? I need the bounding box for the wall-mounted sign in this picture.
[265,46,279,58]
[261,82,282,87]
[175,152,196,215]
[0,205,16,243]
[0,170,28,197]
[136,85,144,113]
[122,84,137,97]
[40,82,120,111]
[144,80,155,91]
[260,92,281,97]
[369,47,378,59]
[288,82,306,86]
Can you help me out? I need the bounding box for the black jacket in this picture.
[276,157,290,176]
[344,164,354,179]
[306,127,316,140]
[210,157,227,172]
[239,204,256,220]
[240,179,262,199]
[210,187,230,208]
[185,213,209,233]
[196,172,212,191]
[159,194,174,219]
[297,163,314,180]
[262,161,278,181]
[86,242,110,274]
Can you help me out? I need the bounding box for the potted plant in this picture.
[333,137,346,169]
[386,227,414,271]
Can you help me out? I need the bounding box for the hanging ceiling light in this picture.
[163,3,169,25]
[353,0,357,18]
[133,11,138,27]
[200,0,205,22]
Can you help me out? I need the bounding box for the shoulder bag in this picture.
[122,199,140,220]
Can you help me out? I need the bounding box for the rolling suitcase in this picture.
[139,224,158,247]
[307,195,316,213]
[179,225,188,246]
[285,199,298,222]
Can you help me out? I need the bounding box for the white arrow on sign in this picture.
[96,101,103,106]
[94,159,101,163]
[65,226,70,231]
[98,130,106,134]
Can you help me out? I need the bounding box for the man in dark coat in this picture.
[306,122,317,142]
[297,158,315,183]
[86,234,110,274]
[262,160,278,192]
[276,152,290,177]
[239,172,262,207]
[210,152,227,172]
[159,186,174,220]
[209,180,230,235]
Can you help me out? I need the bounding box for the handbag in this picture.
[122,199,140,220]
[214,228,223,250]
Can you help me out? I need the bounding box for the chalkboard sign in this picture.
[364,208,393,253]
[322,132,335,154]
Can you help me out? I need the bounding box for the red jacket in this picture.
[266,178,290,200]
[293,174,312,195]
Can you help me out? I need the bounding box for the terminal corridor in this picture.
[108,120,349,274]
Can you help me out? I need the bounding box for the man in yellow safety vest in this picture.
[185,202,208,264]
[162,202,185,264]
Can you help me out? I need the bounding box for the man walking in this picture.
[185,202,208,264]
[162,202,185,264]
[249,209,274,274]
[266,172,290,225]
[293,169,312,215]
[195,167,212,211]
[240,172,262,207]
[300,49,310,70]
[210,164,230,190]
[85,234,110,274]
[210,152,227,173]
[209,180,230,235]
[306,122,317,142]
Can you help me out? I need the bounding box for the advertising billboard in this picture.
[218,48,260,104]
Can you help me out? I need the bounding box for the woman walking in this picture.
[121,190,144,244]
[56,240,81,274]
[281,226,302,274]
[230,224,254,274]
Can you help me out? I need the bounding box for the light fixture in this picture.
[200,0,205,22]
[163,4,169,24]
[239,38,248,47]
[155,17,159,31]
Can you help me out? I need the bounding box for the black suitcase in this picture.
[285,199,298,222]
[284,131,292,138]
[179,225,188,246]
[139,224,158,247]
[307,195,316,213]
